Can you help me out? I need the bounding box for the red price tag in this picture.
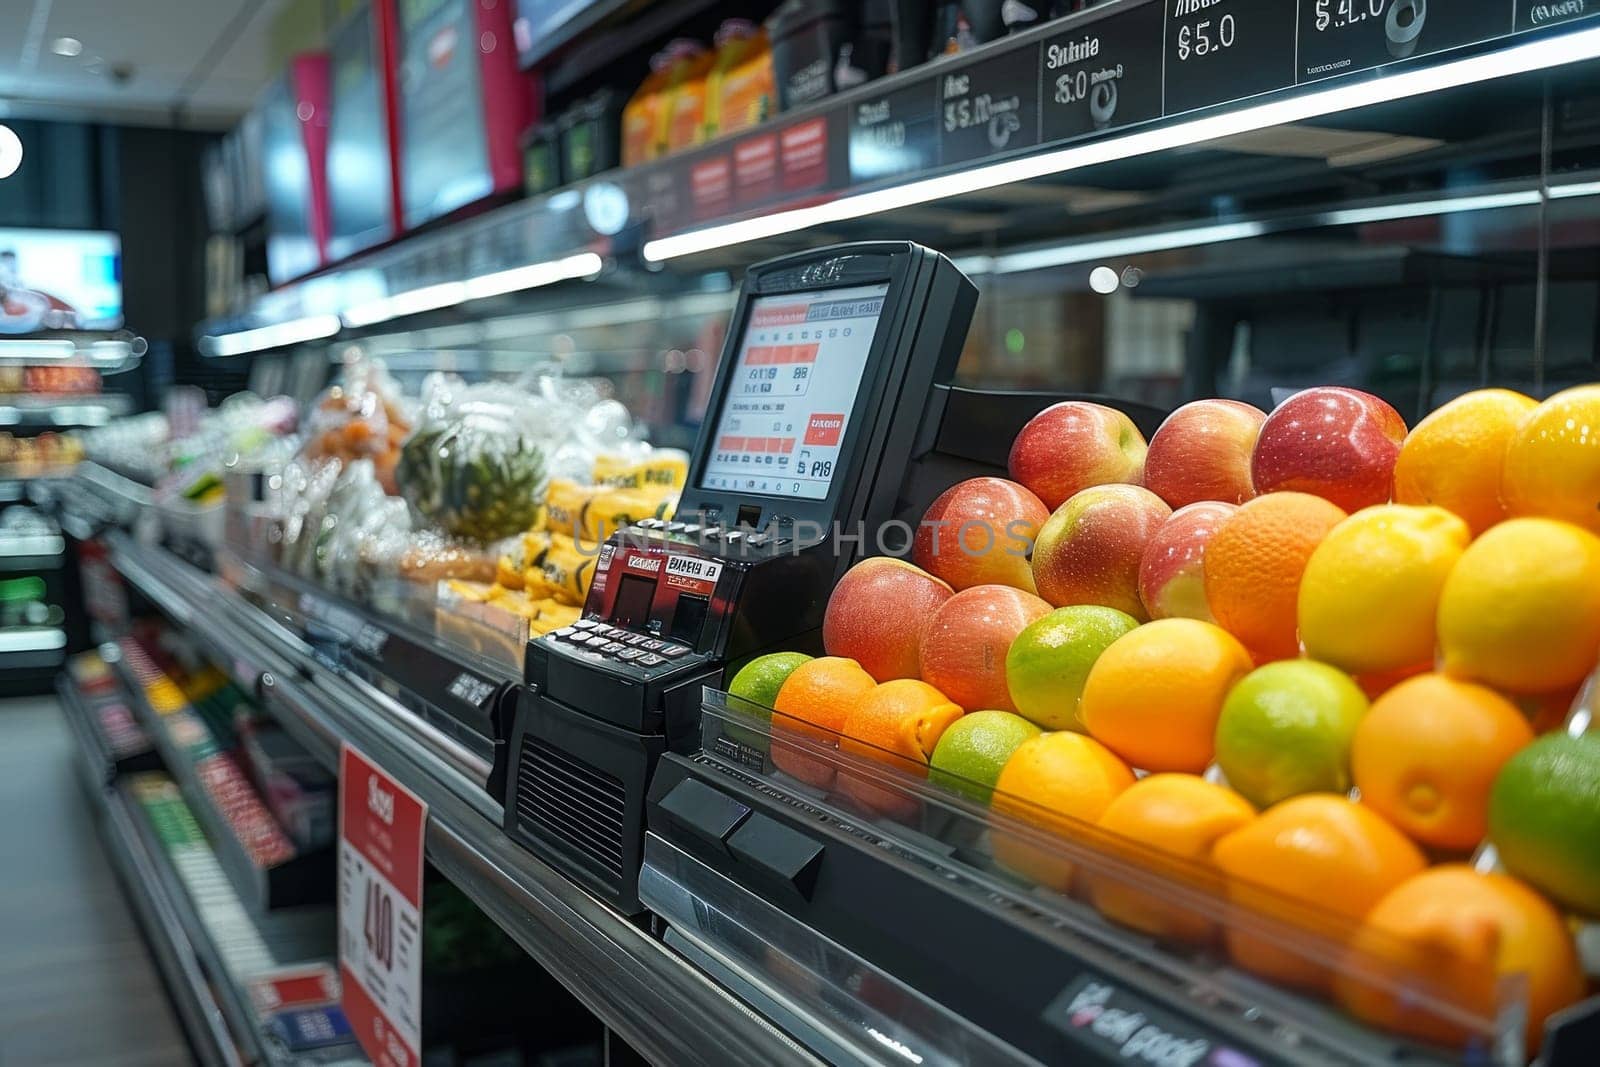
[339,745,427,1067]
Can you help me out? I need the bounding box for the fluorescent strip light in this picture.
[343,281,467,328]
[1550,179,1600,199]
[204,314,341,357]
[644,25,1600,262]
[0,628,66,653]
[0,339,75,361]
[992,221,1269,273]
[461,251,603,300]
[1319,190,1542,226]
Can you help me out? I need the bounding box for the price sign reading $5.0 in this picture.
[339,745,428,1067]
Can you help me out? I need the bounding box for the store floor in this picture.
[0,696,191,1067]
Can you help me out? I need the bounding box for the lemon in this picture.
[1214,660,1369,809]
[1298,505,1470,677]
[1437,518,1600,694]
[1503,384,1600,534]
[928,710,1041,803]
[1489,733,1600,915]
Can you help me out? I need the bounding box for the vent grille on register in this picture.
[515,737,626,882]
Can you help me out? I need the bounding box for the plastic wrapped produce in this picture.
[395,377,559,543]
[302,358,412,494]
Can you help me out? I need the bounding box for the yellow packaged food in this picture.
[545,479,600,537]
[445,578,496,603]
[532,599,582,631]
[488,588,542,621]
[578,488,678,546]
[707,20,774,138]
[540,533,598,606]
[666,44,715,154]
[592,448,689,492]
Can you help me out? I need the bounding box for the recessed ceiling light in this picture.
[51,37,83,57]
[0,125,22,180]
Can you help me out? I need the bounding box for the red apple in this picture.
[1251,387,1408,512]
[1138,501,1238,622]
[919,585,1051,711]
[1008,401,1148,510]
[1143,399,1267,508]
[1031,484,1172,620]
[912,477,1049,594]
[824,558,954,682]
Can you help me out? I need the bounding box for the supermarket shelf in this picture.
[96,777,247,1067]
[0,392,133,427]
[106,534,823,1067]
[57,670,118,789]
[199,3,1600,342]
[113,643,335,913]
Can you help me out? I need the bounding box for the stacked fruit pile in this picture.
[733,384,1600,1054]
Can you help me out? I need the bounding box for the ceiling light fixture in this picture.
[51,37,83,57]
[642,24,1600,262]
[0,125,23,180]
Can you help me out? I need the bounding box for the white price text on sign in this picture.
[339,745,427,1067]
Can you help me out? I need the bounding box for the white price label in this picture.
[339,745,427,1067]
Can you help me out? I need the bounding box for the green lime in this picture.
[728,652,813,711]
[1490,732,1600,915]
[1214,659,1368,809]
[929,710,1042,803]
[1005,606,1139,731]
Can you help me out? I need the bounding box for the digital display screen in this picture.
[327,5,393,259]
[0,228,121,333]
[261,73,318,284]
[397,0,492,228]
[700,282,889,500]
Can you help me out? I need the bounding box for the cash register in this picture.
[504,241,1158,913]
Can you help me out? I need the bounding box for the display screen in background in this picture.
[700,282,889,500]
[398,0,492,228]
[0,228,121,333]
[261,74,318,285]
[327,4,394,259]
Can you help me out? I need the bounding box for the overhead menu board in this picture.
[397,0,526,230]
[327,2,402,261]
[829,0,1598,188]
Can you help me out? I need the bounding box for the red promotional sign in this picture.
[339,745,427,1067]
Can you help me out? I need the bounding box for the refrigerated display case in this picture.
[70,5,1600,1065]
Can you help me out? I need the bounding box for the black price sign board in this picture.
[849,82,941,184]
[1518,0,1596,31]
[1163,0,1298,115]
[1040,1,1166,143]
[939,46,1042,166]
[1298,0,1514,82]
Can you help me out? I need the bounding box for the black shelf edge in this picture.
[113,648,335,914]
[97,778,250,1067]
[56,672,118,791]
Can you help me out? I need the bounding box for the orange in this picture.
[771,657,876,789]
[1351,674,1534,851]
[1336,865,1586,1057]
[1211,794,1426,992]
[991,732,1135,893]
[1393,388,1538,535]
[838,680,965,818]
[1503,384,1600,534]
[1204,492,1348,662]
[1087,774,1255,944]
[1078,618,1254,773]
